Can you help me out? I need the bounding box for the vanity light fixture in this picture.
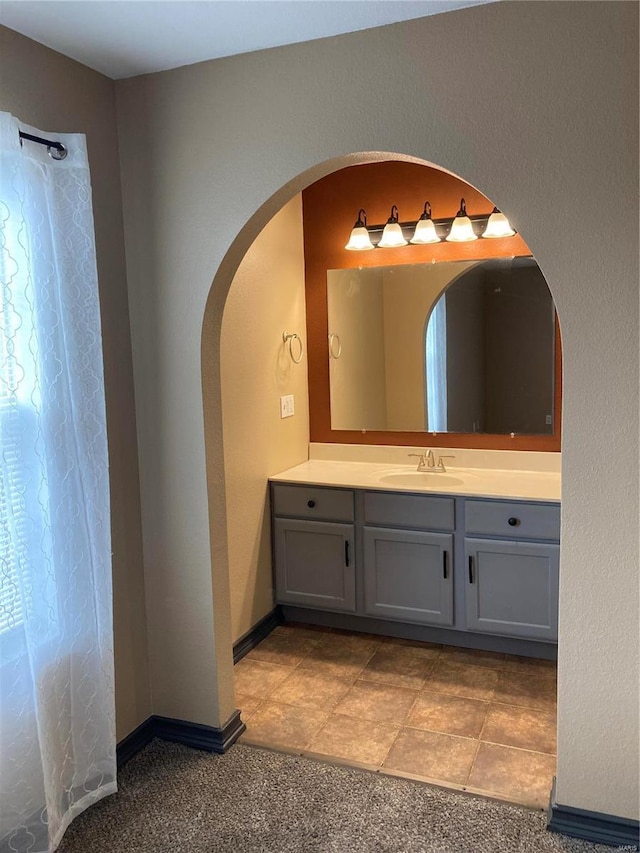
[345,209,375,251]
[344,199,517,249]
[377,205,408,248]
[481,206,516,238]
[409,201,440,245]
[445,198,478,242]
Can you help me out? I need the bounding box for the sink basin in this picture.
[377,472,465,488]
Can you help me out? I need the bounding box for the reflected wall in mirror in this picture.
[328,258,556,435]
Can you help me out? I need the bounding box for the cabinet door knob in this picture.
[508,517,519,526]
[307,499,316,508]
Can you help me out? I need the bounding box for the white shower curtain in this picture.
[0,113,115,852]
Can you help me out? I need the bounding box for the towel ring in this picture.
[282,331,303,364]
[328,333,342,359]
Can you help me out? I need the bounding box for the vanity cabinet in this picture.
[270,480,560,648]
[272,484,356,612]
[464,500,560,641]
[362,491,454,626]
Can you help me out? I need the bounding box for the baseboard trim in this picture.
[116,717,157,768]
[281,606,557,659]
[233,606,283,663]
[547,778,639,849]
[116,710,246,767]
[153,710,246,753]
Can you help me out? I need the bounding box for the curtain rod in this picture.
[19,130,68,160]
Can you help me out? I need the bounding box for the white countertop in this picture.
[270,459,561,503]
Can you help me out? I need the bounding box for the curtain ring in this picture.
[48,144,68,161]
[282,331,303,364]
[328,333,342,359]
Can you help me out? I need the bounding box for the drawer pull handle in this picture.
[468,555,474,584]
[507,517,520,527]
[307,500,316,508]
[345,540,350,567]
[443,551,448,579]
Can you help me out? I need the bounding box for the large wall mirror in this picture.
[303,159,562,452]
[328,257,556,435]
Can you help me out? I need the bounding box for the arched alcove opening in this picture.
[201,153,563,803]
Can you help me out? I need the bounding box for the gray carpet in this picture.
[58,740,613,852]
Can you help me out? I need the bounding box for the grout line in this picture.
[402,687,423,732]
[396,724,483,746]
[487,699,558,714]
[244,689,353,715]
[477,739,558,757]
[465,736,484,788]
[355,672,430,691]
[476,699,492,743]
[417,683,495,702]
[377,724,404,769]
[301,709,334,752]
[487,699,557,714]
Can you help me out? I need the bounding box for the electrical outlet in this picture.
[545,414,552,425]
[280,395,295,418]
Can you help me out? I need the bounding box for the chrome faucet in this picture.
[408,450,435,471]
[408,451,455,472]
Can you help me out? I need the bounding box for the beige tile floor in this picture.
[235,623,557,809]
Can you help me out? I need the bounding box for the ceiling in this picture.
[0,0,492,80]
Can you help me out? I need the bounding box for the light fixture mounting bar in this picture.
[363,213,495,246]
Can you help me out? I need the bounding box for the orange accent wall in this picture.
[302,161,562,451]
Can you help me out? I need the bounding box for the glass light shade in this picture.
[378,222,408,248]
[446,215,477,242]
[482,208,516,238]
[410,218,440,244]
[345,225,374,251]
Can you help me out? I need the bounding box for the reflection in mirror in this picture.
[327,258,555,435]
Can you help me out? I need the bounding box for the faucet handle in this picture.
[408,452,426,470]
[436,454,455,472]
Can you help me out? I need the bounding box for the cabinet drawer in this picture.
[364,491,454,531]
[465,499,560,541]
[271,483,354,522]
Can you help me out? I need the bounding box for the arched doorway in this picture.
[203,155,564,804]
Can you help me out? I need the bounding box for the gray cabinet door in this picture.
[363,527,453,626]
[273,518,356,611]
[465,538,559,640]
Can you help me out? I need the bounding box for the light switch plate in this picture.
[280,394,295,418]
